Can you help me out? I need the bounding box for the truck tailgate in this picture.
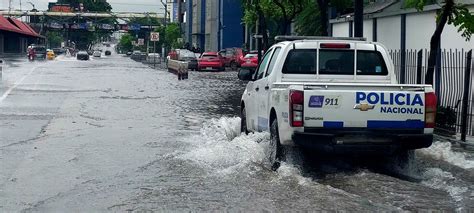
[303,88,426,129]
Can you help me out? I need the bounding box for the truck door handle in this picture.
[264,85,270,90]
[255,87,259,91]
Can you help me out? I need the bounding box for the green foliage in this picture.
[129,17,162,26]
[46,31,63,48]
[449,4,474,41]
[243,0,282,28]
[164,23,183,49]
[436,106,457,131]
[405,0,474,41]
[49,0,114,49]
[119,33,133,51]
[57,0,112,12]
[295,2,320,35]
[405,0,427,11]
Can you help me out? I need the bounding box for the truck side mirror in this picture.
[238,68,254,81]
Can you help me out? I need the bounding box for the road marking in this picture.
[0,65,41,103]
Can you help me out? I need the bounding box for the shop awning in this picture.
[0,16,43,38]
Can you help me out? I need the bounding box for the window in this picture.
[356,51,388,75]
[319,50,354,75]
[265,47,281,77]
[202,54,217,58]
[255,50,273,80]
[282,49,317,74]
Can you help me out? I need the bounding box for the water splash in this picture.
[422,168,468,203]
[418,141,474,169]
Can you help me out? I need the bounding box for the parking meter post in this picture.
[153,41,156,69]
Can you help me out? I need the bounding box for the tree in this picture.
[57,0,112,12]
[164,23,183,49]
[118,33,133,52]
[314,0,354,36]
[49,0,115,49]
[405,0,474,85]
[46,31,63,48]
[295,2,320,35]
[273,0,306,35]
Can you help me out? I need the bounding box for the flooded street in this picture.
[1,54,473,211]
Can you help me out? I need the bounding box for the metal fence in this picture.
[389,49,473,137]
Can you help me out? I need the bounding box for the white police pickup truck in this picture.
[238,36,436,170]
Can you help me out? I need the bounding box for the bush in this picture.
[436,106,457,131]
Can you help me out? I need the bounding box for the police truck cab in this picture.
[238,36,436,170]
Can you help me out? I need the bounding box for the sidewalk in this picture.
[435,133,474,150]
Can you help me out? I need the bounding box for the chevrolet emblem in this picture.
[354,103,375,111]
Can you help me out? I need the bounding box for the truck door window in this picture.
[282,49,316,74]
[265,47,281,77]
[256,50,273,80]
[356,51,388,75]
[319,50,354,75]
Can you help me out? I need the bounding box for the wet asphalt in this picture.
[0,53,473,211]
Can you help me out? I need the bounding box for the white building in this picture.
[330,0,474,51]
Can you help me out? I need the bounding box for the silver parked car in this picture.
[146,53,161,64]
[93,50,102,57]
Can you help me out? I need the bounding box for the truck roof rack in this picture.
[274,36,367,42]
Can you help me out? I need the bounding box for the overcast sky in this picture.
[0,0,165,13]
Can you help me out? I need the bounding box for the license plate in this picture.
[206,67,213,70]
[246,60,251,64]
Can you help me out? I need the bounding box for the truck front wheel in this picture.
[269,119,284,171]
[240,107,248,134]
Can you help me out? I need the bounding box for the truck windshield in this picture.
[282,49,388,76]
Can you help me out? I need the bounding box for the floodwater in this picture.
[0,53,473,211]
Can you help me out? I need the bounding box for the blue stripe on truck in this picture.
[323,121,344,128]
[367,120,424,129]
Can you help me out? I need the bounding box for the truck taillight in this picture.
[290,90,304,127]
[425,92,437,128]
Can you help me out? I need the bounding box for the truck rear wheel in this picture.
[269,119,284,171]
[392,150,415,173]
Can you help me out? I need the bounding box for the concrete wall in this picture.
[332,22,349,37]
[440,5,474,50]
[205,0,218,51]
[363,19,373,42]
[377,15,401,51]
[331,5,474,51]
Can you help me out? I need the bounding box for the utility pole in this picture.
[8,0,12,15]
[354,0,363,37]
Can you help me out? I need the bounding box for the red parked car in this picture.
[197,52,225,71]
[218,47,244,70]
[240,51,259,69]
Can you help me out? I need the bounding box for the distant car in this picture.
[146,53,161,64]
[76,51,89,60]
[219,47,244,70]
[52,48,65,55]
[105,50,111,56]
[87,49,93,55]
[197,52,225,71]
[28,45,47,60]
[240,51,259,69]
[93,50,102,57]
[175,49,198,71]
[126,51,132,56]
[131,50,142,60]
[46,49,55,60]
